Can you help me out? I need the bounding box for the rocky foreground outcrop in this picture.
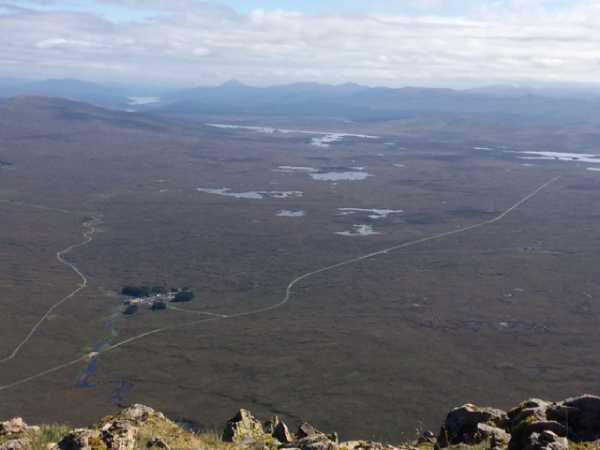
[1,395,600,450]
[436,395,600,450]
[0,418,40,450]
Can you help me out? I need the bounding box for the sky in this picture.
[2,0,600,88]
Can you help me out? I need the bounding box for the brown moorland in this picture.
[0,97,599,442]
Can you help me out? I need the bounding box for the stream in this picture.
[77,305,133,406]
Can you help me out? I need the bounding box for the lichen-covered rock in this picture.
[437,403,508,446]
[1,418,31,436]
[118,405,163,424]
[416,431,436,445]
[339,441,364,450]
[477,423,510,444]
[58,420,137,450]
[222,409,265,443]
[506,394,600,448]
[505,396,600,450]
[264,416,293,444]
[285,428,338,450]
[0,438,30,450]
[327,433,339,444]
[296,423,322,440]
[509,420,567,450]
[547,394,600,442]
[340,441,406,450]
[523,431,568,450]
[101,420,137,450]
[509,401,549,429]
[294,422,339,446]
[58,429,105,450]
[293,435,338,450]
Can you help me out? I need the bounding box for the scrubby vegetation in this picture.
[121,286,152,298]
[172,291,195,303]
[151,301,167,311]
[0,424,71,450]
[29,426,72,450]
[121,286,194,301]
[123,304,139,315]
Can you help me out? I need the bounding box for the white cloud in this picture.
[35,37,104,49]
[2,1,600,87]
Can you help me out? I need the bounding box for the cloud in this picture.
[0,2,38,14]
[96,0,238,16]
[1,0,600,87]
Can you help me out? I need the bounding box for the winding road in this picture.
[0,213,101,363]
[0,176,560,392]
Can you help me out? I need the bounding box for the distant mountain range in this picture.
[0,78,129,109]
[3,78,600,123]
[0,78,170,109]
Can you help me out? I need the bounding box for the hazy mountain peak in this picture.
[220,79,249,88]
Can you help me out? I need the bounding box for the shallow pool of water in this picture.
[197,188,303,199]
[517,151,600,164]
[310,171,372,181]
[335,224,380,236]
[276,210,306,217]
[337,208,403,219]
